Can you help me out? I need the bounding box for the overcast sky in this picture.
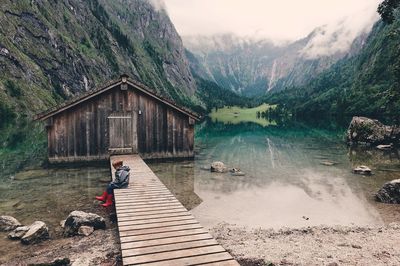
[162,0,382,41]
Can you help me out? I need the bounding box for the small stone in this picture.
[320,161,337,166]
[229,168,241,173]
[8,226,29,240]
[78,226,94,236]
[351,244,362,249]
[352,165,372,175]
[211,161,227,173]
[60,220,66,228]
[21,221,49,245]
[0,215,21,231]
[0,48,9,56]
[377,144,393,150]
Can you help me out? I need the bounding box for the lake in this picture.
[152,119,400,229]
[1,117,400,260]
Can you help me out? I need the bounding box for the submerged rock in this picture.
[347,116,399,146]
[376,179,400,204]
[21,221,49,245]
[377,144,393,150]
[320,161,338,166]
[352,166,372,175]
[64,211,105,237]
[211,161,227,173]
[230,168,241,173]
[229,168,246,176]
[0,215,21,231]
[8,226,29,240]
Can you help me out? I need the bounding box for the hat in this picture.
[112,160,123,169]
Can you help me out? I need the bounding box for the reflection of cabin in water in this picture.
[35,75,200,163]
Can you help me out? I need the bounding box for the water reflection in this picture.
[149,120,400,229]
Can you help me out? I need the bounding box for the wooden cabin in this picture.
[35,75,200,163]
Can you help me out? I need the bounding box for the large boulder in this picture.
[376,179,400,204]
[0,215,21,231]
[347,116,399,146]
[21,221,49,245]
[211,161,227,173]
[63,211,105,237]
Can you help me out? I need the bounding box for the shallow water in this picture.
[0,165,113,262]
[150,121,400,230]
[1,119,400,261]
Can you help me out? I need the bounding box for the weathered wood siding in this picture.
[47,84,195,163]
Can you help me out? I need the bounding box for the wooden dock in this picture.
[110,155,239,266]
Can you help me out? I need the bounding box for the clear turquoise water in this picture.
[150,120,400,229]
[0,119,399,251]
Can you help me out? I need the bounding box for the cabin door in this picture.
[108,112,137,154]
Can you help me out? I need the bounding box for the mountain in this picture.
[184,24,372,96]
[265,14,400,122]
[0,0,197,126]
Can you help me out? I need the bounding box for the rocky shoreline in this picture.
[3,221,400,266]
[0,228,120,265]
[210,222,400,266]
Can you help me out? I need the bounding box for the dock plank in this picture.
[111,155,238,266]
[123,245,226,265]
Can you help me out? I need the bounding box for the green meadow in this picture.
[209,103,277,127]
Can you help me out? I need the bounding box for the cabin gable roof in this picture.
[35,75,200,121]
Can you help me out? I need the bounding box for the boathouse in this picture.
[35,75,200,163]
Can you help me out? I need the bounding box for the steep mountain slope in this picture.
[0,0,196,126]
[184,28,370,96]
[265,15,400,121]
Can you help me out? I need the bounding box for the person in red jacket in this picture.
[95,160,130,207]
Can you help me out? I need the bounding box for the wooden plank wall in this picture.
[47,84,195,163]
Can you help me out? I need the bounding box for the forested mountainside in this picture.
[184,29,369,97]
[265,12,400,122]
[0,0,198,127]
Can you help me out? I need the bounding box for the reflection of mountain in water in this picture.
[190,121,388,228]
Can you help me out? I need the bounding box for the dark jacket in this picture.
[112,166,130,188]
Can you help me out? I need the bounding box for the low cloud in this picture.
[300,4,380,59]
[164,0,382,43]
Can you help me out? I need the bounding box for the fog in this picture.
[159,0,382,57]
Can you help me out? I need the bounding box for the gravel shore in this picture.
[0,228,121,266]
[210,222,400,266]
[2,221,400,265]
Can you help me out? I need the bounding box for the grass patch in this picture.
[209,103,277,127]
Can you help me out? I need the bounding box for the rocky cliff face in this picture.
[184,30,369,96]
[0,0,195,124]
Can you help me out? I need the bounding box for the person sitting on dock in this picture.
[95,160,130,207]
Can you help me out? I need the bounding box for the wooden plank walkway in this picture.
[110,155,239,266]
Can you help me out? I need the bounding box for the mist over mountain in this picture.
[265,12,400,121]
[184,23,372,96]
